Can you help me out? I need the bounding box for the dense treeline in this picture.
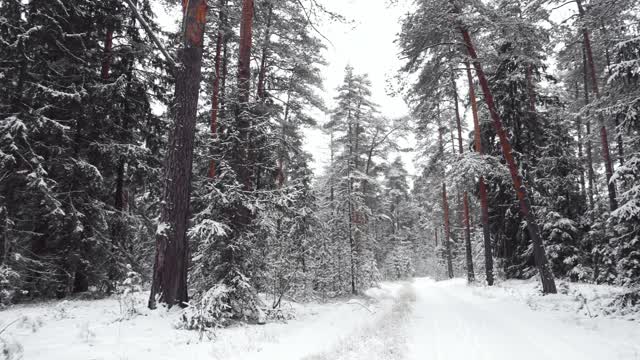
[1,0,639,329]
[398,0,640,290]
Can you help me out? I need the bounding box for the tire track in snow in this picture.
[303,282,416,360]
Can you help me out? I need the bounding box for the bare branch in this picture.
[122,0,176,67]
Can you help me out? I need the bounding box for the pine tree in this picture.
[149,0,209,309]
[0,0,169,302]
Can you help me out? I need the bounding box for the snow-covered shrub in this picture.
[116,265,143,320]
[0,265,20,306]
[264,305,296,322]
[585,219,617,284]
[53,301,71,320]
[181,284,233,332]
[606,288,640,318]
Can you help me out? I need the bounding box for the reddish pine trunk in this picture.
[442,183,454,279]
[452,72,474,282]
[577,0,618,211]
[458,26,556,294]
[149,0,208,309]
[466,61,494,286]
[208,0,227,178]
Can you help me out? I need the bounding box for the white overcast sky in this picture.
[153,0,412,175]
[302,0,412,175]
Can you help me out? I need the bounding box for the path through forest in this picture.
[3,278,640,359]
[403,279,639,360]
[303,278,640,359]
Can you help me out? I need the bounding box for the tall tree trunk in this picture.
[238,0,254,105]
[582,46,596,213]
[257,1,273,101]
[577,0,618,212]
[452,71,474,282]
[452,73,463,155]
[209,0,227,178]
[348,122,357,294]
[442,183,454,279]
[458,24,556,294]
[149,0,208,309]
[235,0,255,190]
[466,61,494,286]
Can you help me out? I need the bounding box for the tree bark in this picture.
[149,0,208,309]
[458,24,556,294]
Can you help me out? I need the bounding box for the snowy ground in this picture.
[1,278,639,359]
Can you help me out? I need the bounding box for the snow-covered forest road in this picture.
[404,279,639,360]
[2,278,640,359]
